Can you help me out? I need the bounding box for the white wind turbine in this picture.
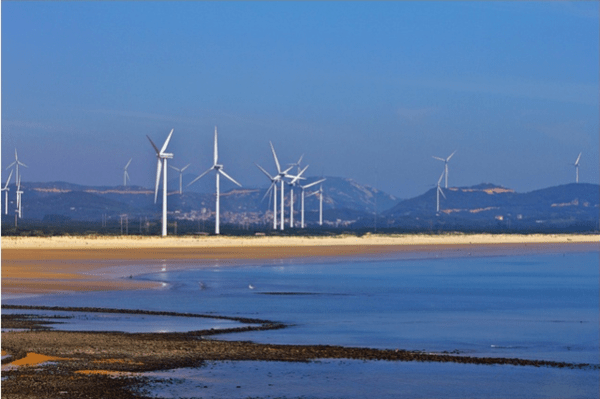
[2,170,13,215]
[572,152,582,183]
[432,150,456,189]
[6,149,27,186]
[269,142,294,231]
[123,158,132,186]
[287,165,309,228]
[16,173,23,219]
[299,178,325,228]
[436,170,446,213]
[147,129,174,237]
[188,127,241,235]
[256,163,280,229]
[306,183,326,226]
[169,163,191,194]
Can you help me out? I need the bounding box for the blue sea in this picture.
[3,249,599,398]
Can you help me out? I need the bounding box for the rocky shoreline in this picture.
[2,305,598,399]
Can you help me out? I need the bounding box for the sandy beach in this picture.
[2,234,598,296]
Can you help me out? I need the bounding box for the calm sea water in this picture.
[3,250,599,398]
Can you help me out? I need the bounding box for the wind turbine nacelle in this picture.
[162,153,174,159]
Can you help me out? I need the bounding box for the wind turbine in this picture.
[147,129,174,237]
[6,149,27,186]
[436,170,446,213]
[188,127,241,235]
[16,174,23,219]
[269,142,294,231]
[299,178,325,228]
[123,158,132,186]
[2,170,13,215]
[256,163,280,229]
[307,183,325,226]
[169,163,191,194]
[432,150,456,189]
[287,165,309,228]
[573,152,582,183]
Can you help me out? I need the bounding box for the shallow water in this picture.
[140,359,599,399]
[0,309,250,333]
[4,250,599,397]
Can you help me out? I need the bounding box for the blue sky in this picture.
[2,1,598,198]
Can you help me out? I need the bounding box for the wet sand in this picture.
[2,234,598,296]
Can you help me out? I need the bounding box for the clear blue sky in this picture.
[2,1,598,198]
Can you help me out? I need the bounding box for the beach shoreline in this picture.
[2,234,598,296]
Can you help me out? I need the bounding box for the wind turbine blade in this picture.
[125,171,130,182]
[213,127,218,165]
[168,165,180,172]
[6,161,16,169]
[439,187,446,199]
[181,163,191,172]
[219,169,242,187]
[125,158,133,169]
[575,152,582,165]
[446,150,457,161]
[290,165,310,184]
[303,178,326,189]
[154,159,162,203]
[297,164,309,177]
[270,141,282,173]
[18,162,28,168]
[262,182,275,201]
[432,156,445,162]
[437,171,445,185]
[282,165,294,175]
[255,163,275,180]
[187,167,213,187]
[147,135,161,154]
[288,154,304,166]
[4,170,13,189]
[160,129,174,154]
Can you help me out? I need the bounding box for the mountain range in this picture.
[2,177,598,233]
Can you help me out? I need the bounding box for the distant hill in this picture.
[4,176,399,227]
[4,180,597,233]
[383,183,599,232]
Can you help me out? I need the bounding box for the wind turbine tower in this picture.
[307,184,325,226]
[299,178,325,228]
[147,129,174,237]
[188,127,241,235]
[573,152,582,183]
[123,158,132,186]
[269,142,294,231]
[256,163,280,229]
[2,170,13,215]
[436,170,446,213]
[170,163,191,194]
[16,174,23,219]
[432,150,456,189]
[287,165,309,228]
